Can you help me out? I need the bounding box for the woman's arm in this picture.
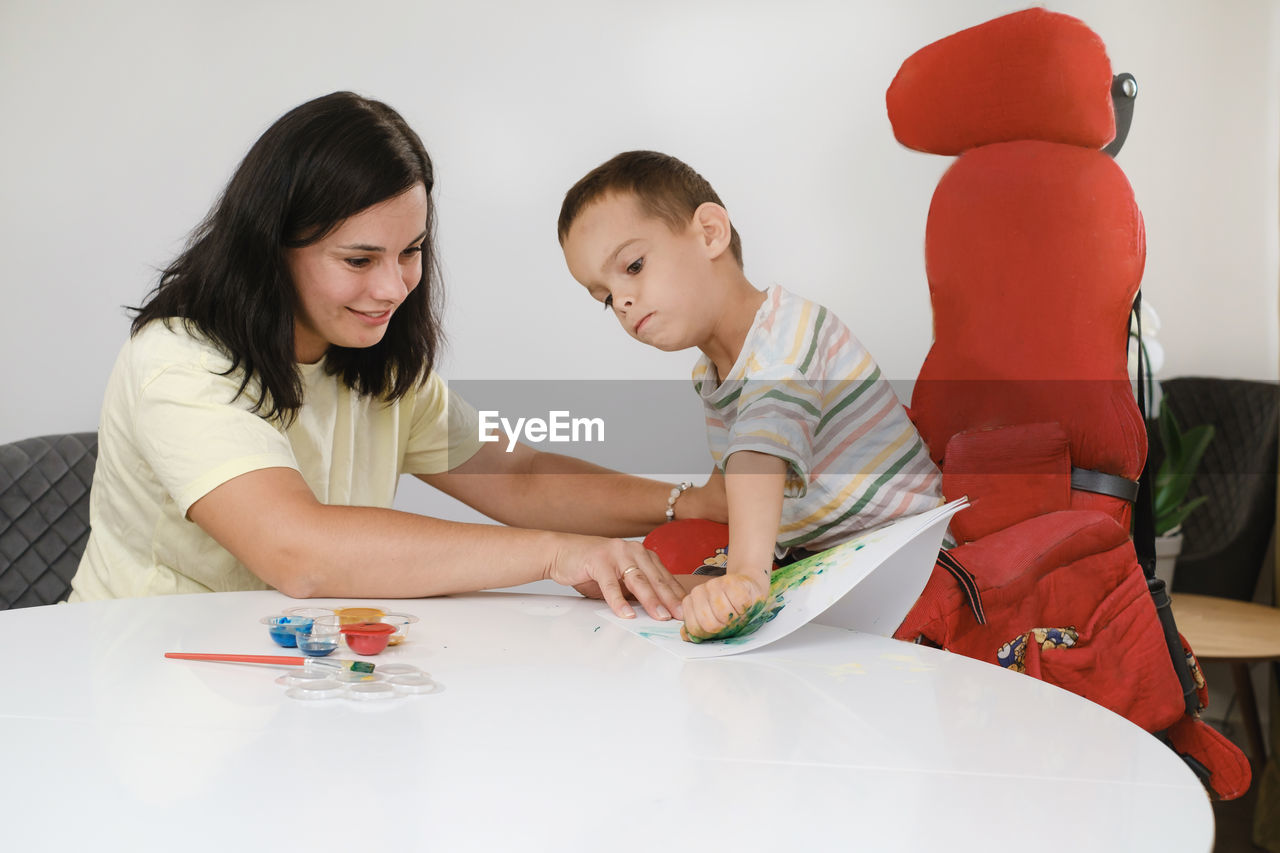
[419,440,727,537]
[186,465,684,620]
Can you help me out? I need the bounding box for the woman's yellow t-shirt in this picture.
[69,321,482,601]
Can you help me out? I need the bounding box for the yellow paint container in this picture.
[334,606,385,626]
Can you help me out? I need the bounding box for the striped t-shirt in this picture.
[693,285,943,554]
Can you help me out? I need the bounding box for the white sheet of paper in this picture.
[599,498,967,659]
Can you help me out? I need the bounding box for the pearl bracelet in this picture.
[665,481,693,522]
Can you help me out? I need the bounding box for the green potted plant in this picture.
[1151,396,1214,587]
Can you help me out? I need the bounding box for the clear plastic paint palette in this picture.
[285,679,346,701]
[295,616,342,658]
[387,673,439,694]
[275,670,334,687]
[375,663,424,677]
[256,609,437,702]
[277,664,439,702]
[381,611,419,646]
[282,606,338,621]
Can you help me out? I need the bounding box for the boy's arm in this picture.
[681,450,787,640]
[724,450,787,581]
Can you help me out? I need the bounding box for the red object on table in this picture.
[643,518,730,574]
[340,621,395,655]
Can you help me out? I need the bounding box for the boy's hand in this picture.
[680,572,772,642]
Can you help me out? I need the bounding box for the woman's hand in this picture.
[679,572,772,642]
[547,536,685,622]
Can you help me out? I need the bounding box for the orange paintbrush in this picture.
[165,652,375,673]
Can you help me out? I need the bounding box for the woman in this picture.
[69,91,719,621]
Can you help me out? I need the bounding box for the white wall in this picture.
[2,0,1276,519]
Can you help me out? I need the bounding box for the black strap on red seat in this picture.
[1071,467,1140,502]
[935,549,985,625]
[1132,291,1200,718]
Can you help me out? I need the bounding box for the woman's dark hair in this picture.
[132,91,442,422]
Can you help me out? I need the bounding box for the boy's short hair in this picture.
[558,151,743,268]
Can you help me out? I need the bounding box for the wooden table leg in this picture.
[1232,661,1267,765]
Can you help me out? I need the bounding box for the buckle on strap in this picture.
[1070,467,1139,503]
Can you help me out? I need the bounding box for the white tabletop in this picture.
[2,589,1212,852]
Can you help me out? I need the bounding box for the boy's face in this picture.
[562,192,723,352]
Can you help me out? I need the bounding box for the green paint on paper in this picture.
[767,540,867,598]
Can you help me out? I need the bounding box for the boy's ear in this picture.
[691,202,733,260]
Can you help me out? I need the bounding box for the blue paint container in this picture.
[260,615,314,648]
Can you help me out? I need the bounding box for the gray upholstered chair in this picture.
[1151,378,1280,765]
[1156,377,1278,599]
[0,432,97,608]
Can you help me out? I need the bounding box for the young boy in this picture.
[558,151,943,641]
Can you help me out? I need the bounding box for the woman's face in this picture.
[286,183,429,363]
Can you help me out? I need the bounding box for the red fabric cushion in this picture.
[1166,714,1252,801]
[887,7,1115,154]
[643,519,729,574]
[942,423,1072,544]
[895,511,1186,733]
[910,140,1146,529]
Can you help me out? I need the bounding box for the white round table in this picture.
[1,588,1212,851]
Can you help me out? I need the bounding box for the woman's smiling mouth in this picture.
[349,307,393,326]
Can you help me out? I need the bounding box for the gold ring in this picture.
[621,566,641,578]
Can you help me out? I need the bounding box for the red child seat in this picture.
[887,8,1248,799]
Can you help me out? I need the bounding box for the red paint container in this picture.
[340,621,396,656]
